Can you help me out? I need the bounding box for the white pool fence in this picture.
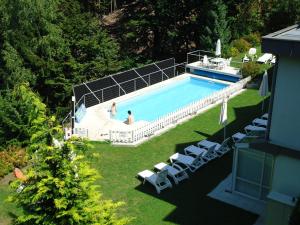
[108,76,251,144]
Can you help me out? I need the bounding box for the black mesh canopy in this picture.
[73,58,175,108]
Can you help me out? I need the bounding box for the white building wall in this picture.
[269,56,300,150]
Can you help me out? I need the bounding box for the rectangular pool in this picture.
[115,77,228,122]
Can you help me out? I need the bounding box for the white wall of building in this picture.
[269,57,300,150]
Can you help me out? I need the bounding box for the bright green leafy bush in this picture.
[232,38,251,52]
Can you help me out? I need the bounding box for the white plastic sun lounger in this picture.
[184,145,207,157]
[197,138,231,157]
[196,140,217,150]
[169,153,205,172]
[257,53,273,64]
[244,125,266,134]
[261,113,268,120]
[137,169,172,194]
[252,118,268,127]
[232,132,246,143]
[154,162,189,185]
[184,145,216,162]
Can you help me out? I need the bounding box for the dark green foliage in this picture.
[264,0,300,33]
[61,0,121,81]
[241,62,261,78]
[198,0,231,51]
[0,84,48,148]
[243,33,261,46]
[0,0,122,115]
[229,1,264,38]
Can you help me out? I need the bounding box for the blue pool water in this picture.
[115,77,228,122]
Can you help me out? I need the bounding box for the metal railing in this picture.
[73,62,186,110]
[187,50,244,70]
[109,76,251,144]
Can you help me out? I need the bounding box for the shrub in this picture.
[243,32,261,46]
[228,46,240,57]
[241,62,261,78]
[232,38,251,52]
[0,146,27,177]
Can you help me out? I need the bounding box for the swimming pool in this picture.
[115,77,228,122]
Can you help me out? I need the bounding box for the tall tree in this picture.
[198,0,231,51]
[8,84,129,224]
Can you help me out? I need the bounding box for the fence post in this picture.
[134,79,136,91]
[101,90,104,102]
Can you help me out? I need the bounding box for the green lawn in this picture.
[0,89,266,225]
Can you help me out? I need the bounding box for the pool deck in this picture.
[74,73,243,143]
[187,61,241,78]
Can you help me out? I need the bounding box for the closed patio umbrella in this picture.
[219,98,228,140]
[259,71,269,112]
[215,39,221,57]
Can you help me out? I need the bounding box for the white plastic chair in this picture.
[261,113,268,120]
[138,169,172,194]
[252,118,268,127]
[257,53,273,64]
[154,162,189,185]
[197,138,231,157]
[244,125,266,134]
[169,153,205,172]
[232,132,246,143]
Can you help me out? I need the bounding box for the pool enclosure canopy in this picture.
[73,58,177,108]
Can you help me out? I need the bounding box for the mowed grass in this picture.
[86,89,265,225]
[0,89,266,225]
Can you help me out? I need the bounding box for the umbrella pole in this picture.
[261,99,265,113]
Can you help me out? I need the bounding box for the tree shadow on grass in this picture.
[135,99,270,225]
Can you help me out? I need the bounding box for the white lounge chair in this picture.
[169,153,205,172]
[154,162,189,185]
[252,118,268,127]
[257,53,273,64]
[232,132,246,143]
[137,169,172,194]
[226,57,232,67]
[184,145,207,157]
[261,113,268,120]
[242,54,250,63]
[203,55,209,66]
[244,125,266,134]
[196,139,217,150]
[197,138,231,157]
[184,145,216,162]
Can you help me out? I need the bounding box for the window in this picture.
[233,148,274,200]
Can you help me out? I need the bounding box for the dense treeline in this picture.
[115,0,300,60]
[0,0,299,118]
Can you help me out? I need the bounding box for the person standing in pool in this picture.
[125,110,134,125]
[110,102,117,118]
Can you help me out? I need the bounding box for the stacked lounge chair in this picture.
[138,113,269,194]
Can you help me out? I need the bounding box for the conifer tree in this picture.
[10,137,129,225]
[7,84,129,225]
[198,0,231,51]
